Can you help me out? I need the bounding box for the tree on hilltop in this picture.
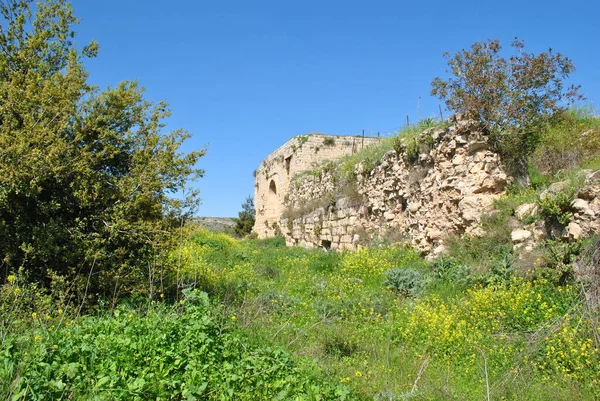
[431,38,584,178]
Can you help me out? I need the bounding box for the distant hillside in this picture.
[192,217,236,233]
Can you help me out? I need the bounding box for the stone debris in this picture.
[515,203,537,220]
[511,229,532,243]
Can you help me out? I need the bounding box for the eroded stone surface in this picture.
[254,120,600,254]
[511,229,532,243]
[253,134,380,238]
[255,118,510,253]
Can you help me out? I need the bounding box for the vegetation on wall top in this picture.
[431,38,585,178]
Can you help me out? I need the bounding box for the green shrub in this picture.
[487,252,516,284]
[383,268,424,296]
[431,256,473,287]
[538,189,575,228]
[420,132,434,151]
[539,239,586,284]
[431,38,583,178]
[391,136,404,156]
[323,137,336,146]
[403,137,420,165]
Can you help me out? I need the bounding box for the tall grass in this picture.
[164,228,600,400]
[531,107,600,177]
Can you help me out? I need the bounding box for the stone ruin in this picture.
[254,133,380,238]
[253,120,600,256]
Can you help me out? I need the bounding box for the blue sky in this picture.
[71,0,599,217]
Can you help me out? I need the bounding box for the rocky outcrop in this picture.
[511,169,600,252]
[280,118,511,254]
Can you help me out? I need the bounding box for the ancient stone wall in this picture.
[254,119,600,258]
[269,119,511,255]
[254,134,380,238]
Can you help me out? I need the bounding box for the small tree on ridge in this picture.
[234,197,255,237]
[431,38,584,178]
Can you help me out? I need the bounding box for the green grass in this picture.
[3,226,599,400]
[531,107,600,178]
[1,288,349,400]
[165,228,599,400]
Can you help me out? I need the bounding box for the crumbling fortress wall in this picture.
[277,118,510,254]
[254,119,512,253]
[254,134,380,238]
[255,119,600,258]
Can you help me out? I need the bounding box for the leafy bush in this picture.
[538,239,586,284]
[403,137,420,165]
[538,189,575,228]
[431,38,582,132]
[383,268,424,296]
[431,256,473,287]
[488,252,516,284]
[0,0,203,300]
[1,299,349,400]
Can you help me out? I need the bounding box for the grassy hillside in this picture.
[192,217,237,234]
[3,109,600,400]
[5,228,598,400]
[163,228,599,400]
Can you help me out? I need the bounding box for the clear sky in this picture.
[70,0,599,217]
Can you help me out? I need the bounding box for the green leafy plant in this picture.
[540,239,586,284]
[383,267,424,297]
[1,299,348,400]
[431,256,473,287]
[403,137,420,165]
[391,136,404,156]
[538,189,575,227]
[297,135,309,147]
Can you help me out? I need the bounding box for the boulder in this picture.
[540,181,570,200]
[515,203,537,220]
[567,222,583,240]
[511,229,532,243]
[572,198,592,215]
